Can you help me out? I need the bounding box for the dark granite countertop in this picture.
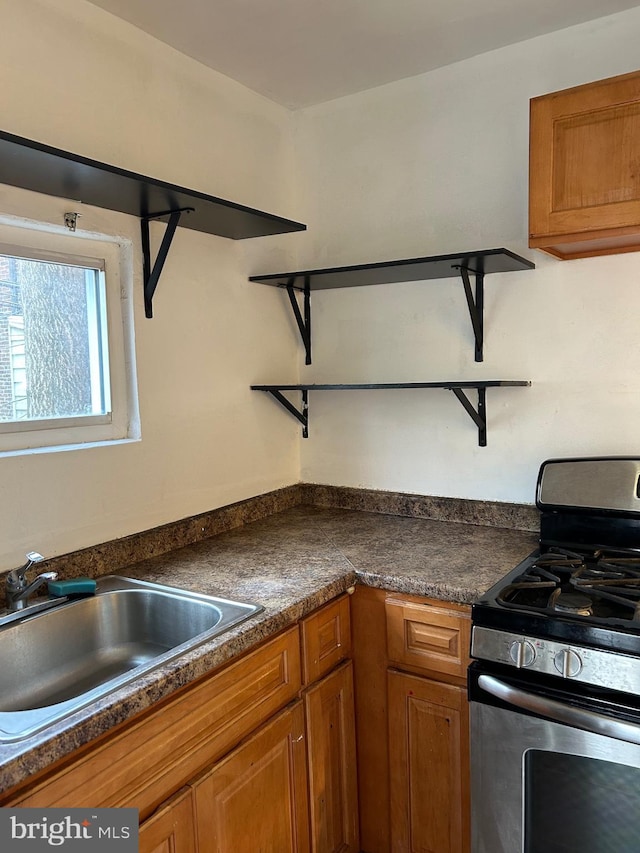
[0,505,537,795]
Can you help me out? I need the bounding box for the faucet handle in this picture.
[7,552,45,588]
[19,552,45,577]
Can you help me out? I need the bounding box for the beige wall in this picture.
[3,0,640,567]
[0,0,302,566]
[291,8,640,503]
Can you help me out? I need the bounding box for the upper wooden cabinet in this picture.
[530,69,640,259]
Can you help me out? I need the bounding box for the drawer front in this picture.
[385,597,470,681]
[301,595,351,685]
[7,627,301,819]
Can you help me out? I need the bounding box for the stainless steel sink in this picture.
[0,576,263,741]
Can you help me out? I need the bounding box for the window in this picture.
[0,228,138,453]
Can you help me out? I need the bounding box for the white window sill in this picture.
[0,436,142,458]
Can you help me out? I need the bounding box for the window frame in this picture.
[0,223,138,455]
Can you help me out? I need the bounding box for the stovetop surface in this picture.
[473,457,640,656]
[497,546,640,620]
[473,546,640,655]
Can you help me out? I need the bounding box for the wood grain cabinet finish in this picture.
[301,594,351,685]
[385,595,471,683]
[139,788,197,853]
[304,660,359,853]
[530,69,640,259]
[191,702,310,853]
[388,670,470,853]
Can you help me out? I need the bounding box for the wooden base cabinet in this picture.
[304,660,359,853]
[352,590,471,853]
[192,702,310,853]
[388,670,469,853]
[3,596,360,853]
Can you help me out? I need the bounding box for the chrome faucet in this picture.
[5,552,57,611]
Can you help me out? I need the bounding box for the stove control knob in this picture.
[508,640,536,668]
[554,648,583,678]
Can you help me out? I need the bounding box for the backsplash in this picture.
[301,484,539,532]
[0,484,538,606]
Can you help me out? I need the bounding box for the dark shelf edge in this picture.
[251,381,531,390]
[252,381,531,446]
[249,248,535,288]
[0,128,306,239]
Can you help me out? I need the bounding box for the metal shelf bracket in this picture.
[141,207,194,318]
[252,381,528,445]
[448,386,487,446]
[280,275,311,364]
[453,264,484,362]
[265,388,309,437]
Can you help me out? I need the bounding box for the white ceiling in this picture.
[87,0,640,108]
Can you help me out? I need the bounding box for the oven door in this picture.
[469,663,640,853]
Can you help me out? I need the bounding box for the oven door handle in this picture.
[477,673,640,746]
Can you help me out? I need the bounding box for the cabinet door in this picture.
[388,669,469,853]
[529,69,640,259]
[304,660,359,853]
[139,788,196,853]
[192,701,310,853]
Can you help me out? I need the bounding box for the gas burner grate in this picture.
[495,547,640,623]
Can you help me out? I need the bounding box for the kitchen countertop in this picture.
[0,504,537,795]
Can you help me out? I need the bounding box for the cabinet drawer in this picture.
[385,596,470,681]
[301,595,351,685]
[6,627,301,819]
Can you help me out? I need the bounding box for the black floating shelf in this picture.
[251,381,531,446]
[0,129,306,240]
[0,129,306,317]
[250,249,534,363]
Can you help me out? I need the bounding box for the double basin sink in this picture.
[0,576,262,741]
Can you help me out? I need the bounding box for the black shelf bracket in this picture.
[251,381,528,445]
[251,249,534,363]
[454,264,484,362]
[263,388,309,437]
[141,207,195,318]
[282,275,311,364]
[448,386,487,446]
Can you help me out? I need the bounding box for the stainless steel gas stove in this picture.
[469,457,640,853]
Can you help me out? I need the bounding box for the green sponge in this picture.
[48,577,97,597]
